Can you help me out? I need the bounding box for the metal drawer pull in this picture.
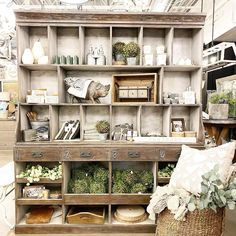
[80,151,92,158]
[64,150,71,160]
[159,150,165,160]
[112,151,118,159]
[32,152,43,158]
[128,151,140,158]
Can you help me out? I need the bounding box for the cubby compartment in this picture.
[64,162,109,194]
[17,26,48,64]
[111,205,154,225]
[16,205,62,225]
[63,70,112,104]
[111,105,140,140]
[140,106,170,137]
[81,27,111,65]
[112,27,142,65]
[65,205,108,225]
[18,104,50,142]
[171,106,201,140]
[173,28,202,66]
[51,105,81,141]
[112,162,155,194]
[112,73,158,104]
[157,162,176,184]
[143,27,172,66]
[81,105,110,141]
[49,26,80,64]
[18,66,58,103]
[162,69,201,104]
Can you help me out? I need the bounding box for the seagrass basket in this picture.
[156,208,225,236]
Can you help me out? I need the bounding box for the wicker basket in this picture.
[156,208,225,236]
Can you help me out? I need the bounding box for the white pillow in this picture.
[169,142,236,195]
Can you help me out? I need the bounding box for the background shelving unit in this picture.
[14,10,205,234]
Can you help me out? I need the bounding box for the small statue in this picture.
[64,77,110,103]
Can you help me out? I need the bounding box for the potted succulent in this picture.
[112,41,126,65]
[208,91,234,119]
[95,120,110,141]
[122,42,140,65]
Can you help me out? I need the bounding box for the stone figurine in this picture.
[64,77,110,103]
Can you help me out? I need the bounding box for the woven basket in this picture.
[156,208,225,236]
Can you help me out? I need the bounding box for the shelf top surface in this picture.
[15,10,206,26]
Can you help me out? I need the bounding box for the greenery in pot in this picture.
[95,120,110,134]
[122,42,140,58]
[208,91,236,117]
[112,41,126,57]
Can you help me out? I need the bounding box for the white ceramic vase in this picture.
[32,40,45,63]
[22,48,34,64]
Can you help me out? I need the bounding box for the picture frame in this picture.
[171,118,185,132]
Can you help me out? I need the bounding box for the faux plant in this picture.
[122,42,140,58]
[147,165,236,221]
[112,41,126,56]
[17,163,62,185]
[112,169,153,193]
[208,90,236,117]
[68,163,109,194]
[95,120,110,134]
[158,164,175,177]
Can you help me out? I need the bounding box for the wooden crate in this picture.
[112,73,158,104]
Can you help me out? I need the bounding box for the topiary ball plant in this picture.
[95,120,110,134]
[112,41,126,56]
[122,42,140,58]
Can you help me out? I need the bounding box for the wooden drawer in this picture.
[15,148,61,161]
[111,147,157,161]
[62,148,110,161]
[157,147,181,161]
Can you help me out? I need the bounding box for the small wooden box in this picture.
[66,206,105,224]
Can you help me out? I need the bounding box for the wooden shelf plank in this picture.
[16,178,62,184]
[164,65,200,72]
[110,194,151,204]
[19,64,58,71]
[64,194,110,204]
[16,198,63,205]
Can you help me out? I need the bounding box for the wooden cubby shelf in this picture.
[15,10,205,234]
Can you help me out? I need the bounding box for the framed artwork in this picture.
[2,81,18,102]
[171,118,185,132]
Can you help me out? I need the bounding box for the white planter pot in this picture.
[208,103,229,119]
[32,40,45,63]
[127,57,137,65]
[22,48,34,64]
[98,133,108,141]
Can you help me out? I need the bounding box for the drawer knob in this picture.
[80,151,92,158]
[128,151,140,158]
[112,151,118,159]
[32,152,43,158]
[159,150,165,160]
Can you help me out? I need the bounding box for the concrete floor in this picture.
[1,150,236,236]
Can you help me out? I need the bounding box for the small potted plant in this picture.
[208,91,232,119]
[112,41,126,65]
[95,120,110,141]
[122,42,140,65]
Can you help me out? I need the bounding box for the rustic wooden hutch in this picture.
[14,10,205,234]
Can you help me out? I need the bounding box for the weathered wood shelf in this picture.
[15,10,205,234]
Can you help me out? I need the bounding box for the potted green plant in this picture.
[95,120,110,141]
[122,42,140,65]
[112,41,126,65]
[208,91,234,119]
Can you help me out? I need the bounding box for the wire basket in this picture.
[156,208,225,236]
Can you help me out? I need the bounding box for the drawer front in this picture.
[157,147,181,161]
[111,147,157,161]
[63,148,110,161]
[15,148,61,161]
